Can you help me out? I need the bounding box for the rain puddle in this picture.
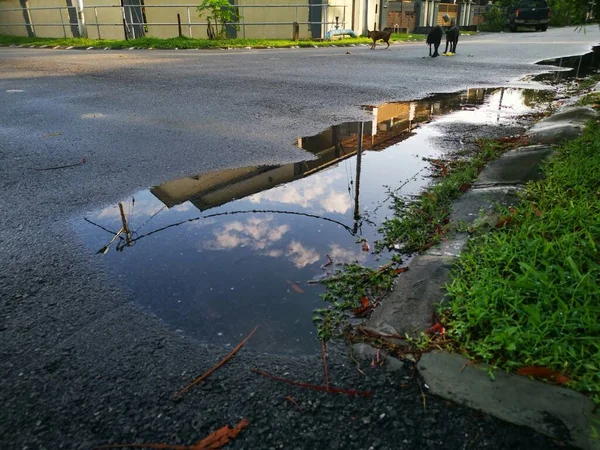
[76,87,550,355]
[534,51,600,82]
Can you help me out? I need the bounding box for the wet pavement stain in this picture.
[76,87,550,355]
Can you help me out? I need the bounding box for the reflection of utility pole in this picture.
[353,122,363,223]
[497,87,504,122]
[118,202,132,247]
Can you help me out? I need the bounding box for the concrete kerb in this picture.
[365,105,600,449]
[418,351,600,450]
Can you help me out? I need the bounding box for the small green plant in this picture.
[313,264,396,340]
[197,0,242,39]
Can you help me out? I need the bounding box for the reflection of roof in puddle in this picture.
[151,88,489,211]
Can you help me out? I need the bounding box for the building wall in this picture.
[437,3,457,26]
[385,1,417,31]
[85,1,127,39]
[0,0,125,39]
[237,0,311,40]
[0,0,368,40]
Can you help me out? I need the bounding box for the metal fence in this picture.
[0,3,348,40]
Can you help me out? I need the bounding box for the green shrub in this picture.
[479,4,506,32]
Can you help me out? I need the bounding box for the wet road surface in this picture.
[1,27,596,449]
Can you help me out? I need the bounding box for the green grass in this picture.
[0,33,424,50]
[445,123,600,403]
[578,91,600,107]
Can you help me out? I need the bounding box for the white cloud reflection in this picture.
[328,243,367,264]
[204,216,320,268]
[248,171,352,214]
[205,216,290,252]
[286,240,320,269]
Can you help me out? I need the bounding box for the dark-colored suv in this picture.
[506,0,550,32]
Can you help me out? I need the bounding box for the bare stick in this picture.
[175,327,258,397]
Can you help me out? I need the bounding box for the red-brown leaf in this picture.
[286,280,304,294]
[517,367,572,385]
[95,420,249,450]
[393,267,409,275]
[495,216,512,228]
[353,296,373,317]
[193,419,249,449]
[459,183,472,193]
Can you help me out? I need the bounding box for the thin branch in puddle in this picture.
[417,377,427,412]
[284,396,303,412]
[175,326,257,398]
[349,347,366,376]
[321,339,329,390]
[252,369,372,397]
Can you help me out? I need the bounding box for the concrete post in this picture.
[468,0,474,27]
[459,0,466,26]
[420,0,428,27]
[75,0,87,38]
[432,0,440,26]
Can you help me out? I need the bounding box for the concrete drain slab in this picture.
[418,351,600,450]
[450,185,522,225]
[366,254,453,336]
[526,106,598,144]
[474,145,554,187]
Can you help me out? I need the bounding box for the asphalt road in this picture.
[1,27,598,449]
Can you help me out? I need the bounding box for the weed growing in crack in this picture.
[313,264,396,340]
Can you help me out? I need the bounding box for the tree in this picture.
[197,0,241,39]
[547,0,596,26]
[482,0,597,29]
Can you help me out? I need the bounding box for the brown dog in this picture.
[368,29,392,50]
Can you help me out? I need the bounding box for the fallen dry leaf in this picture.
[361,240,370,252]
[393,267,409,275]
[352,296,373,317]
[286,280,304,294]
[193,419,249,449]
[459,183,472,193]
[96,419,249,450]
[495,216,512,228]
[517,367,571,385]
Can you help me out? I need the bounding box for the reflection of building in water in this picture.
[151,89,489,212]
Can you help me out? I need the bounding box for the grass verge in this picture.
[0,33,424,50]
[444,122,600,403]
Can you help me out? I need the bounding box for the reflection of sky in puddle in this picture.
[76,88,547,355]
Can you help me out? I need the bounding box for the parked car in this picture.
[505,0,550,32]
